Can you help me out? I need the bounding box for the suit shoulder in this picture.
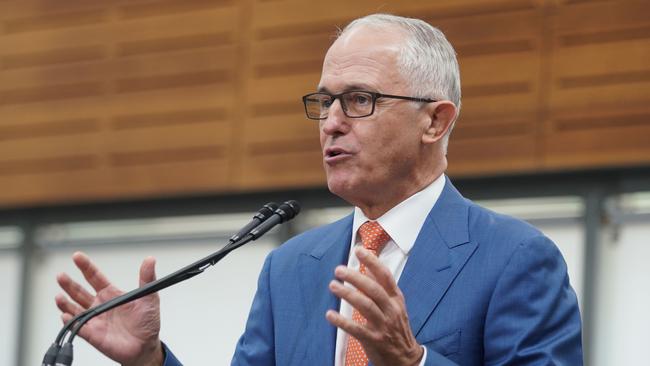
[466,200,549,250]
[462,201,568,294]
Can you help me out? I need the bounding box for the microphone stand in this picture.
[42,234,252,366]
[43,200,300,366]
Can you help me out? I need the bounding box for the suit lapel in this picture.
[289,179,476,361]
[296,215,353,365]
[398,179,478,337]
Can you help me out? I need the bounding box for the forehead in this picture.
[318,26,405,93]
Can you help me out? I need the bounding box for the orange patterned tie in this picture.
[345,221,390,366]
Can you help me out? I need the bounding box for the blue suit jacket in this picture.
[164,179,582,365]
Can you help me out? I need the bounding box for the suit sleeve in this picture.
[231,252,276,366]
[483,235,583,365]
[161,342,183,366]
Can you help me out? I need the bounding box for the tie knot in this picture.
[358,221,390,255]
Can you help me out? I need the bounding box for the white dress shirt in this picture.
[333,174,446,366]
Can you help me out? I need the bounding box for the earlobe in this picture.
[422,102,457,144]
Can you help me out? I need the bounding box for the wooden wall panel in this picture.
[242,1,336,190]
[242,0,545,188]
[0,0,241,207]
[0,0,648,208]
[438,8,544,176]
[545,1,650,169]
[242,33,323,187]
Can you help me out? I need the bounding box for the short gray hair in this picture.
[339,14,461,151]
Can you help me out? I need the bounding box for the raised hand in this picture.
[326,247,424,366]
[55,251,164,366]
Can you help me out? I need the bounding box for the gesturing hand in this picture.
[326,247,424,366]
[55,252,164,366]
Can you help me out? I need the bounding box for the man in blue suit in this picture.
[56,13,582,366]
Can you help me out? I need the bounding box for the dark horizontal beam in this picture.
[1,166,649,226]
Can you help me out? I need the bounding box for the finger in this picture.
[139,256,157,287]
[356,247,401,297]
[335,264,393,311]
[62,312,98,345]
[59,303,101,346]
[61,312,74,325]
[56,272,95,308]
[139,257,161,307]
[326,309,371,341]
[72,251,112,292]
[55,293,86,316]
[329,280,385,325]
[61,313,88,340]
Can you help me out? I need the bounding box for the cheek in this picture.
[319,126,326,147]
[369,126,420,168]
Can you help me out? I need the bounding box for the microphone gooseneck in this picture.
[43,200,301,366]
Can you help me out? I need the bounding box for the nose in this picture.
[320,98,349,136]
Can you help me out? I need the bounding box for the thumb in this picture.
[139,257,157,287]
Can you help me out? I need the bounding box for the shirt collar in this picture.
[352,174,446,254]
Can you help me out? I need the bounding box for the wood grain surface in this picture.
[0,0,648,207]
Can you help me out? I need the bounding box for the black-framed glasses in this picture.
[301,90,436,120]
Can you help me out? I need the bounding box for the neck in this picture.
[357,166,445,220]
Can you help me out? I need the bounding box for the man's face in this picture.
[318,27,431,209]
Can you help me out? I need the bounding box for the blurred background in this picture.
[0,0,649,365]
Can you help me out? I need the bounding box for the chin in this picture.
[326,178,345,197]
[326,175,356,202]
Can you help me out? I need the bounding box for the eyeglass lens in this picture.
[305,91,374,119]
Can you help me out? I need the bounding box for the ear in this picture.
[421,101,457,145]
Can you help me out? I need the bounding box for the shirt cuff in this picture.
[418,345,427,366]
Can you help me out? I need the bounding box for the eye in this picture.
[321,98,334,108]
[349,92,371,106]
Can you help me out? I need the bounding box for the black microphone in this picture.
[249,200,301,239]
[229,202,278,243]
[41,343,59,366]
[54,343,73,366]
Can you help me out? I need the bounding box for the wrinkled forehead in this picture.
[334,24,404,50]
[318,25,406,92]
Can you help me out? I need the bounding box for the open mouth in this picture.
[325,147,349,159]
[324,147,352,163]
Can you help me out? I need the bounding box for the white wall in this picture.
[593,208,650,365]
[0,252,21,366]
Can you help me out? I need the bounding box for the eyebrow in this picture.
[317,84,376,94]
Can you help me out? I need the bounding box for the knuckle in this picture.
[366,284,383,300]
[357,295,374,313]
[350,322,365,337]
[368,331,384,344]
